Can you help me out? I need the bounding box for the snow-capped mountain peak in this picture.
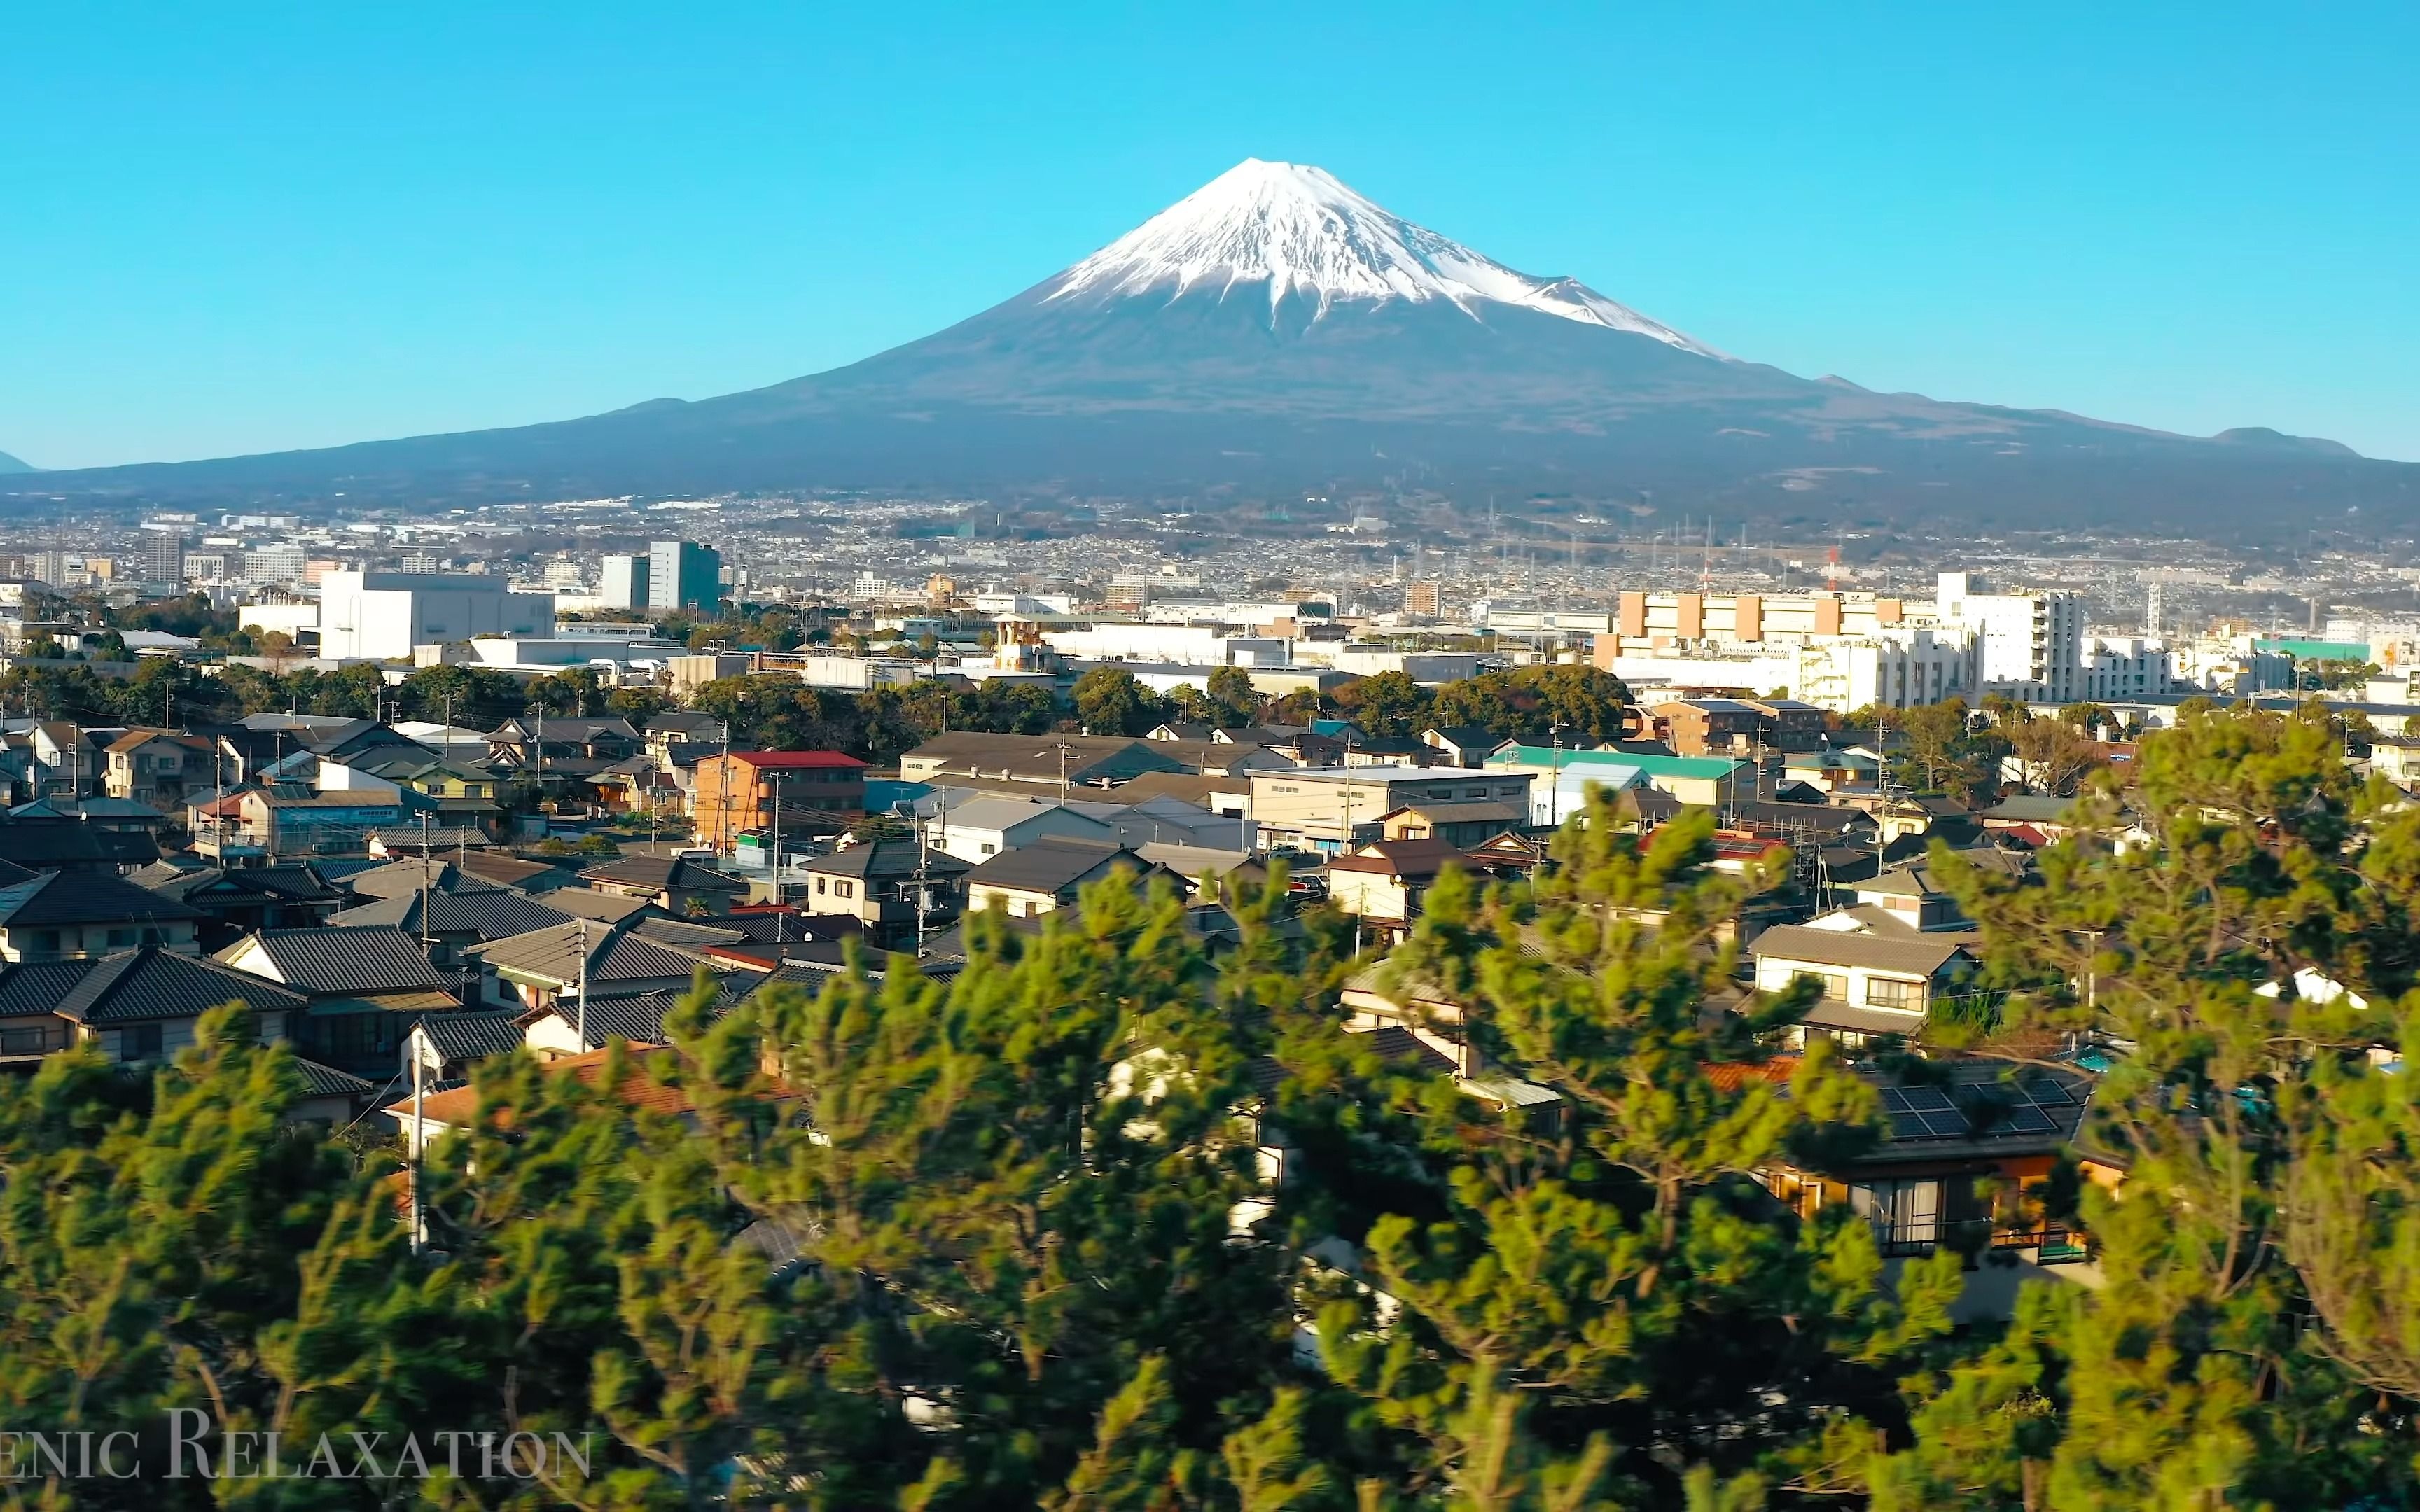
[1044,158,1723,358]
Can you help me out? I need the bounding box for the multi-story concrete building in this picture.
[1933,572,2085,703]
[1249,766,1534,854]
[139,531,186,589]
[319,571,554,660]
[244,545,309,584]
[647,540,721,612]
[601,554,651,610]
[1404,580,1442,618]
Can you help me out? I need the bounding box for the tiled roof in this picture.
[415,1008,527,1061]
[53,947,310,1026]
[530,983,742,1050]
[961,838,1159,896]
[0,958,98,1018]
[537,888,658,924]
[1750,925,1973,976]
[733,957,964,1010]
[1329,838,1468,878]
[578,855,747,892]
[800,839,961,881]
[469,921,716,990]
[1353,1026,1459,1077]
[392,1044,699,1127]
[344,859,507,901]
[291,1057,377,1098]
[453,853,569,891]
[0,821,160,870]
[0,871,207,929]
[329,888,575,941]
[721,750,868,770]
[223,926,451,995]
[144,864,343,907]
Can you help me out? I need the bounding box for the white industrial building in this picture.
[319,572,553,660]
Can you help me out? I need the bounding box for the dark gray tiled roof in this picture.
[144,864,343,906]
[416,1009,527,1061]
[960,839,1162,896]
[578,855,747,892]
[291,1056,377,1098]
[0,871,207,929]
[224,926,451,995]
[469,921,715,990]
[733,957,963,1010]
[345,860,508,900]
[0,819,162,870]
[329,889,573,941]
[0,959,98,1018]
[53,947,310,1026]
[533,984,741,1049]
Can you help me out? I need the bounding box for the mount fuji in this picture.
[11,158,2412,533]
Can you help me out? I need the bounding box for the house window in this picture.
[815,876,827,895]
[981,842,997,855]
[1793,969,1851,1001]
[121,1023,164,1062]
[1866,976,1924,1010]
[835,881,854,899]
[107,928,134,948]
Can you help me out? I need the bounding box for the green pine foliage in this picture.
[6,704,2420,1506]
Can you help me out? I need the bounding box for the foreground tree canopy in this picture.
[4,704,2419,1508]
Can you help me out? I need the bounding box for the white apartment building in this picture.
[1932,572,2085,702]
[320,572,554,660]
[1590,570,2085,710]
[2081,637,2179,702]
[244,545,309,584]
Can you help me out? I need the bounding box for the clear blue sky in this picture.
[5,4,2415,469]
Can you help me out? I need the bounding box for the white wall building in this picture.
[2081,637,2178,702]
[320,572,553,660]
[1933,572,2085,703]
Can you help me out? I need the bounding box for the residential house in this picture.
[917,790,1117,864]
[405,1008,527,1082]
[1753,1060,2099,1312]
[485,716,645,792]
[1071,794,1255,854]
[1094,771,1255,820]
[104,729,216,811]
[136,862,349,950]
[28,721,105,798]
[329,886,578,969]
[1748,925,1981,1048]
[1377,800,1531,848]
[1250,766,1534,855]
[0,946,311,1069]
[578,854,750,916]
[0,815,161,872]
[0,870,205,961]
[1325,838,1470,945]
[796,839,968,948]
[1485,746,1748,811]
[960,838,1178,919]
[1420,726,1505,767]
[468,920,719,1014]
[236,785,407,858]
[1782,748,1884,793]
[898,732,1186,793]
[216,925,459,1077]
[691,750,870,853]
[389,1044,758,1158]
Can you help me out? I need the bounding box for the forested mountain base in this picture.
[4,706,2418,1508]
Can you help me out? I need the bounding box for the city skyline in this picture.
[4,4,2416,470]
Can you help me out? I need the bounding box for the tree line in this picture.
[6,704,2416,1505]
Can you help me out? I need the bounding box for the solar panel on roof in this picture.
[1917,1109,1973,1138]
[2021,1076,2076,1106]
[2000,1105,2059,1135]
[1888,1111,1934,1139]
[1899,1086,1957,1113]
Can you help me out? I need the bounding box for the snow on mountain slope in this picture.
[1043,158,1725,358]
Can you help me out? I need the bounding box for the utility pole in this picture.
[417,811,434,955]
[407,1035,424,1254]
[574,916,590,1049]
[769,768,785,915]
